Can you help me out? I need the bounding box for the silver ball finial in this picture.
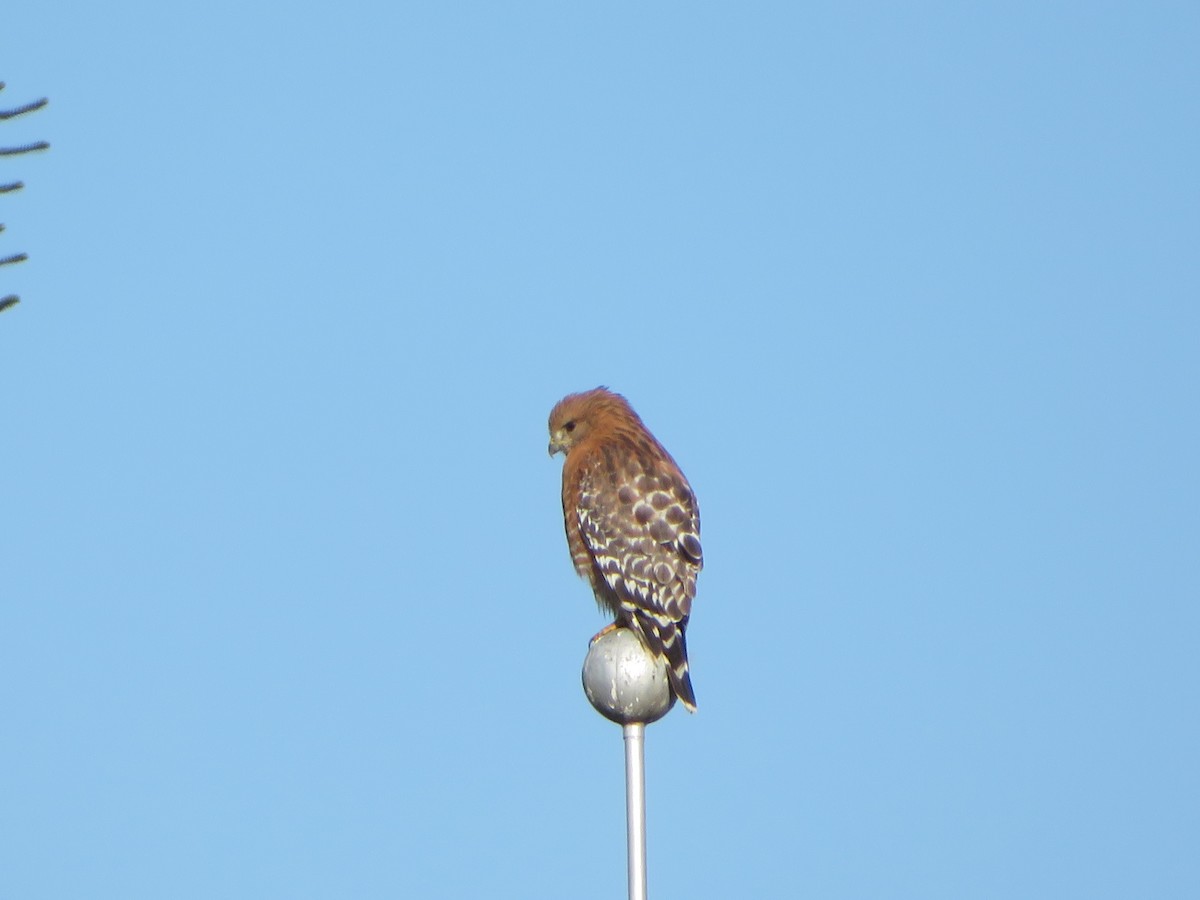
[582,627,675,725]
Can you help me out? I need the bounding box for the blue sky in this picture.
[3,2,1198,897]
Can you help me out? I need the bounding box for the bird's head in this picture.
[548,393,590,457]
[548,386,626,457]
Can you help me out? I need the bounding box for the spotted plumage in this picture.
[548,387,702,711]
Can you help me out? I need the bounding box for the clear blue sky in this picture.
[4,3,1197,898]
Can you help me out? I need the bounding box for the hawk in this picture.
[549,387,702,711]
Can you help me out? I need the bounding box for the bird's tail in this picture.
[633,611,697,712]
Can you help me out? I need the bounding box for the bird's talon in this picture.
[589,622,619,645]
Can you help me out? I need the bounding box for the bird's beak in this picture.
[549,433,565,457]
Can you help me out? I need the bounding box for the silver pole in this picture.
[581,628,676,900]
[624,722,648,900]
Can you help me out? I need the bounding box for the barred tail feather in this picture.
[666,630,697,713]
[629,610,697,713]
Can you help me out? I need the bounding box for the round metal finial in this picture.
[582,627,675,725]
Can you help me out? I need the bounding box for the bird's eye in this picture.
[565,421,576,432]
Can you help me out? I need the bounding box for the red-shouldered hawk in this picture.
[548,387,702,712]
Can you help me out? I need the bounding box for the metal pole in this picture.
[582,629,674,900]
[624,722,647,900]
